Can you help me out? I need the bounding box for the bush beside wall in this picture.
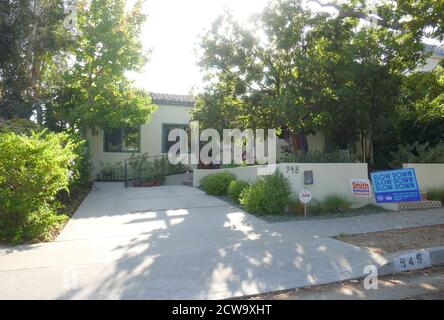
[228,180,250,204]
[308,195,351,215]
[427,189,444,203]
[0,131,79,243]
[240,171,291,215]
[200,172,236,195]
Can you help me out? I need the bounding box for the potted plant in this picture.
[132,179,143,187]
[143,180,155,187]
[142,171,155,187]
[153,174,165,186]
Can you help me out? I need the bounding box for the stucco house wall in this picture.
[87,101,192,179]
[194,163,371,206]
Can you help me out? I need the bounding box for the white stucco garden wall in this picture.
[194,163,370,205]
[402,163,444,191]
[87,103,192,179]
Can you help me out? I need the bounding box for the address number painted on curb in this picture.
[394,250,431,272]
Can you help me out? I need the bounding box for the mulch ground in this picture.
[335,224,444,254]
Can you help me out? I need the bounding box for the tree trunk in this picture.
[290,131,300,153]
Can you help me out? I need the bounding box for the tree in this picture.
[396,64,444,144]
[396,0,444,41]
[193,0,425,161]
[310,0,443,41]
[0,0,70,120]
[45,0,156,131]
[194,1,321,149]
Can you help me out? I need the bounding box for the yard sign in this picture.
[350,179,372,197]
[370,168,421,203]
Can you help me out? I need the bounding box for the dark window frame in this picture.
[103,126,141,153]
[161,123,189,154]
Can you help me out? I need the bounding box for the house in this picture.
[86,91,326,179]
[87,93,194,179]
[87,46,443,180]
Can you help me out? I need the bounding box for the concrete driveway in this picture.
[1,183,444,299]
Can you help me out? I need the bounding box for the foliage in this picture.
[427,189,444,203]
[192,0,425,161]
[390,142,444,168]
[372,65,444,169]
[227,179,250,204]
[126,153,189,184]
[0,131,77,243]
[240,171,291,215]
[142,158,166,183]
[396,0,444,41]
[68,131,92,187]
[0,118,43,135]
[128,154,163,182]
[43,0,157,131]
[165,160,191,176]
[395,66,444,144]
[287,195,305,215]
[221,161,247,169]
[308,195,352,216]
[200,172,237,195]
[280,150,358,163]
[98,161,125,181]
[0,0,72,120]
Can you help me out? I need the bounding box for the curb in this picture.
[378,246,444,276]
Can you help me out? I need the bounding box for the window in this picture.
[162,124,188,153]
[104,126,140,152]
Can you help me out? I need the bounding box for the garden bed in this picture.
[335,224,444,254]
[257,204,387,223]
[217,193,386,223]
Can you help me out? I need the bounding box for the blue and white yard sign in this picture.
[370,168,421,203]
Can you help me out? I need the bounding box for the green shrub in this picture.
[228,179,250,203]
[0,120,91,187]
[0,131,77,243]
[321,195,351,213]
[99,161,125,181]
[308,195,351,215]
[240,171,291,214]
[281,150,358,163]
[307,199,324,214]
[287,195,305,215]
[165,161,190,175]
[427,188,444,203]
[221,161,247,169]
[69,132,92,187]
[127,153,181,182]
[390,142,444,168]
[200,172,236,195]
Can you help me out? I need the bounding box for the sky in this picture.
[127,0,441,96]
[128,0,270,95]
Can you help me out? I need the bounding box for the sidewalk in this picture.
[1,183,443,299]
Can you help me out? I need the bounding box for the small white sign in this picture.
[351,178,372,197]
[394,250,431,272]
[299,189,312,204]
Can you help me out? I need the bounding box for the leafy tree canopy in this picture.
[192,0,426,160]
[0,0,71,120]
[45,0,156,131]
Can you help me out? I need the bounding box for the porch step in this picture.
[183,179,193,186]
[398,200,442,211]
